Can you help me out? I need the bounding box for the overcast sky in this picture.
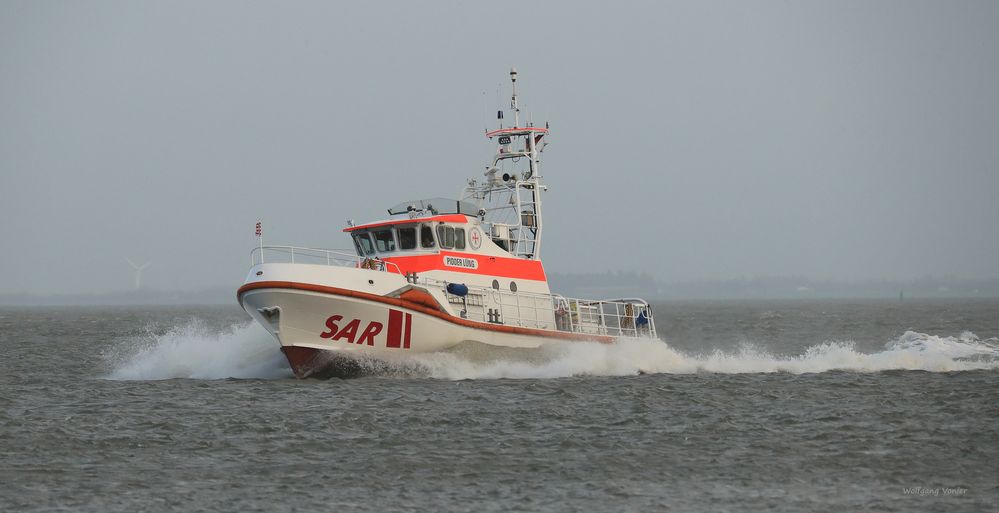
[2,0,998,295]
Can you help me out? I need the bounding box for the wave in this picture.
[413,330,999,380]
[103,317,999,380]
[104,319,293,380]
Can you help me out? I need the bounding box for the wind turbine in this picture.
[125,258,152,290]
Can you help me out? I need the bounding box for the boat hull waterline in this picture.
[238,281,615,378]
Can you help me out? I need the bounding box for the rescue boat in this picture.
[237,68,658,378]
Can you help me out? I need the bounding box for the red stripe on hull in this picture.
[386,309,403,348]
[281,346,387,379]
[404,312,412,349]
[238,281,614,343]
[281,346,327,379]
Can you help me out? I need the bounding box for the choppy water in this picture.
[2,299,998,512]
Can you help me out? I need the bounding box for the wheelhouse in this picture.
[346,224,477,258]
[344,197,481,258]
[348,221,445,257]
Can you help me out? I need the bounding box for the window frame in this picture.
[445,227,455,249]
[397,226,417,250]
[372,229,396,253]
[420,224,437,249]
[437,224,455,250]
[353,232,376,256]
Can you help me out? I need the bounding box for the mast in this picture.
[463,68,550,260]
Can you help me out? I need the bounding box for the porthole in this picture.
[492,279,500,290]
[510,281,517,293]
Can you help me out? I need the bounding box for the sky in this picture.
[1,0,998,295]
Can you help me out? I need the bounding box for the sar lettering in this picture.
[319,315,344,338]
[319,314,384,346]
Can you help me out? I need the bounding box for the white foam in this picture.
[105,319,292,380]
[104,319,999,381]
[410,330,999,380]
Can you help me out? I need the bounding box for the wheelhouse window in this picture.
[373,229,396,252]
[420,224,436,248]
[454,228,466,250]
[353,232,375,256]
[437,224,457,250]
[397,226,417,250]
[445,227,455,249]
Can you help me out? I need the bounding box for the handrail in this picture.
[250,245,403,275]
[427,277,658,338]
[247,246,655,337]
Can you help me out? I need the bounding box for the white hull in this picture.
[239,263,615,378]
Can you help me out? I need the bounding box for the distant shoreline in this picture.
[3,295,998,308]
[3,273,998,306]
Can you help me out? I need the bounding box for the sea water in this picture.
[1,299,997,512]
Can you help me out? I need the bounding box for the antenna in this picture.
[510,67,519,127]
[482,90,488,132]
[125,257,151,290]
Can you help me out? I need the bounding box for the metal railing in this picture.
[250,245,403,275]
[558,297,656,338]
[430,278,657,338]
[247,246,655,338]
